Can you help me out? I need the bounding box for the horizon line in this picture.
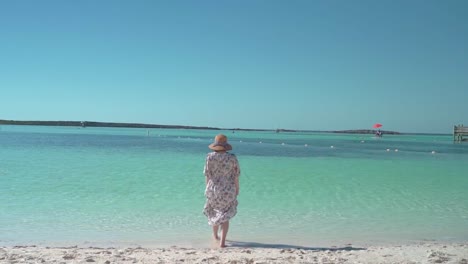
[0,119,453,136]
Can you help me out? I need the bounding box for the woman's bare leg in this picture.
[212,225,220,240]
[220,221,229,247]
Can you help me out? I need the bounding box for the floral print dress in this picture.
[203,152,240,226]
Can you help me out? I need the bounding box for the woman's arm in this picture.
[204,156,210,185]
[235,175,239,195]
[234,157,240,195]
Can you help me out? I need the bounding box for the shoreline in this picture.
[1,242,467,263]
[2,120,456,135]
[0,119,410,134]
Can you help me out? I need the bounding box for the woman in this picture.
[203,134,240,248]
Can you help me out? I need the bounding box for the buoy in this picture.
[304,144,308,147]
[395,149,399,152]
[330,145,334,149]
[386,149,390,152]
[281,143,285,145]
[259,141,262,144]
[361,140,365,143]
[431,151,436,154]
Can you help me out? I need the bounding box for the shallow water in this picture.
[1,125,467,247]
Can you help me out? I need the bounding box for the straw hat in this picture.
[209,134,232,151]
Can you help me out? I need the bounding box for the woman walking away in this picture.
[203,134,240,248]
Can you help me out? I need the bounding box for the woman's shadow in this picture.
[227,240,366,251]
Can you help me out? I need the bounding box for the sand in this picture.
[1,242,467,263]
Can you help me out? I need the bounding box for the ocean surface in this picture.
[1,125,467,248]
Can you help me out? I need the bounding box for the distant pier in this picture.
[454,125,468,142]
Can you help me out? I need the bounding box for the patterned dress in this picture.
[203,152,240,226]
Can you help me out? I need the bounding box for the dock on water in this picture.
[454,125,468,142]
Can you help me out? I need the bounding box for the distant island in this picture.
[0,119,400,135]
[331,129,400,135]
[0,119,271,132]
[275,128,400,135]
[0,119,221,130]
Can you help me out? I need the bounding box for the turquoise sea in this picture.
[1,125,467,248]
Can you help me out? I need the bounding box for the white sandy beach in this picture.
[1,242,467,264]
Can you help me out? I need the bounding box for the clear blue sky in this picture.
[1,0,467,133]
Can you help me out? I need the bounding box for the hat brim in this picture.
[209,143,232,151]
